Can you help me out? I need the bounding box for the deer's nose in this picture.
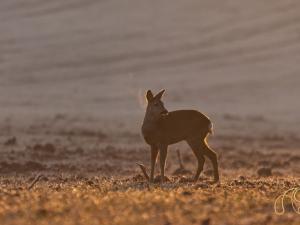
[161,109,168,115]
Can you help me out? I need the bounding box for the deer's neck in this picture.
[142,112,160,136]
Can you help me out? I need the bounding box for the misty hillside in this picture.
[0,0,299,127]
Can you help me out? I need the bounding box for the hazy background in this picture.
[0,0,300,134]
[0,3,299,224]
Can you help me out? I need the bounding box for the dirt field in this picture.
[0,0,300,225]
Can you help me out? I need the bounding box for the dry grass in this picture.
[0,118,299,225]
[0,175,299,225]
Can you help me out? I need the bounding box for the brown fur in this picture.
[141,90,219,183]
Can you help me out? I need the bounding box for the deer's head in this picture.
[145,90,168,122]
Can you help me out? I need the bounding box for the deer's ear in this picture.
[155,89,165,100]
[146,90,154,102]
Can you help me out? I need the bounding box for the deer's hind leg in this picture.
[202,137,219,183]
[186,138,206,182]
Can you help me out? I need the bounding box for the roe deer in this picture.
[141,89,219,183]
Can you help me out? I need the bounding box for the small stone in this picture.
[201,218,211,225]
[4,137,17,146]
[195,183,209,189]
[181,191,193,196]
[239,175,246,181]
[257,167,272,177]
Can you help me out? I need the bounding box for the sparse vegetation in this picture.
[0,175,299,225]
[0,126,299,225]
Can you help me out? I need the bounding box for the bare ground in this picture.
[0,115,299,225]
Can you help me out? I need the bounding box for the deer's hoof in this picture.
[213,180,221,187]
[153,175,170,183]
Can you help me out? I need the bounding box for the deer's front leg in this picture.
[159,144,168,183]
[150,145,158,182]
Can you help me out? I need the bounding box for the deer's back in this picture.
[153,110,211,145]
